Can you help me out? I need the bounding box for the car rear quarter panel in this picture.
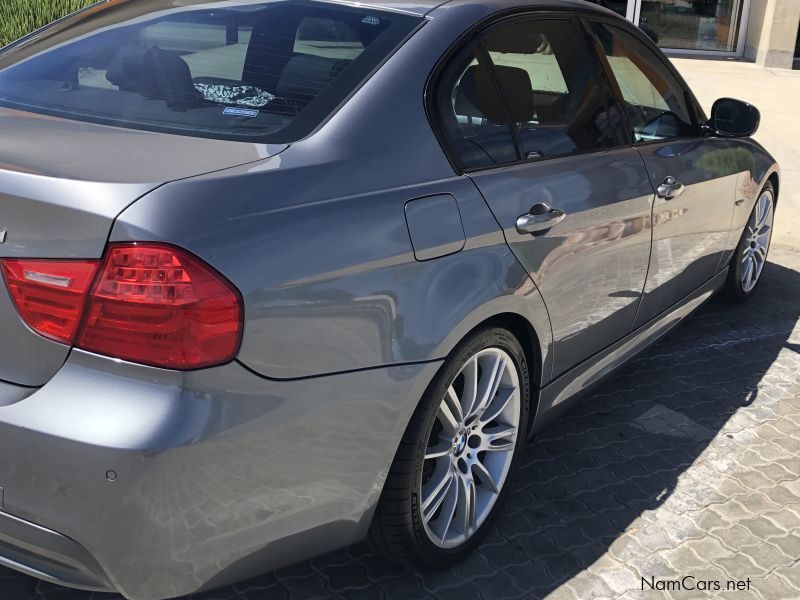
[111,6,554,383]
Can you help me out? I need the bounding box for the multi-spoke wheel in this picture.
[369,327,529,568]
[725,181,775,301]
[421,348,519,548]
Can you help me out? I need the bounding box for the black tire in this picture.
[724,180,775,303]
[368,326,530,569]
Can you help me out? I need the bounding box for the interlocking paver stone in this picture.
[769,531,800,559]
[749,574,799,600]
[764,508,800,532]
[563,573,615,600]
[1,250,799,600]
[716,552,769,580]
[739,542,795,570]
[773,563,800,590]
[711,524,764,554]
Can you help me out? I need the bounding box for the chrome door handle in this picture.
[657,176,685,200]
[515,203,566,235]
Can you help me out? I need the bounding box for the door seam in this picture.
[464,172,557,383]
[629,147,657,331]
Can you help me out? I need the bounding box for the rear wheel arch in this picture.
[465,312,542,389]
[369,324,531,565]
[467,313,543,432]
[425,310,545,434]
[436,305,548,380]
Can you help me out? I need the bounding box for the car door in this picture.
[586,19,739,327]
[431,15,655,378]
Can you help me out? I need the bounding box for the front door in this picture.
[432,16,654,377]
[587,19,738,326]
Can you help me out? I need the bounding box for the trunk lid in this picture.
[0,108,285,386]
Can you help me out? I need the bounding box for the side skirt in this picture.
[529,268,728,438]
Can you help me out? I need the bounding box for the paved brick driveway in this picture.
[2,248,799,600]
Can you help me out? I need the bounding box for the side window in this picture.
[588,21,697,142]
[482,19,628,160]
[433,46,519,170]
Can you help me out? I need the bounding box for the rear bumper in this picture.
[0,510,112,592]
[0,349,441,599]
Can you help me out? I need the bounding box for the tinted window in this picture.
[0,2,419,142]
[434,46,519,170]
[294,17,364,59]
[483,19,628,160]
[589,21,696,142]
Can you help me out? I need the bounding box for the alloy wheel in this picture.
[741,190,774,293]
[420,347,520,549]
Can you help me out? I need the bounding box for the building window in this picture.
[638,1,745,52]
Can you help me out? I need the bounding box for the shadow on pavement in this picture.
[3,250,799,600]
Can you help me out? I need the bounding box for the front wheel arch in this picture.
[724,179,776,301]
[767,171,780,206]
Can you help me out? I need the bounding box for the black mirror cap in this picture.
[708,97,760,138]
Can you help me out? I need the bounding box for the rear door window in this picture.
[0,1,420,142]
[433,45,520,170]
[431,16,629,171]
[482,19,628,160]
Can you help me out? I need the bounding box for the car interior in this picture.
[0,3,408,139]
[441,23,626,169]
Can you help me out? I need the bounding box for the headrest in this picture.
[458,64,506,124]
[493,65,535,123]
[106,45,146,91]
[459,64,534,124]
[276,54,350,103]
[138,48,205,112]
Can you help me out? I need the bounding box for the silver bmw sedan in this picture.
[0,0,778,598]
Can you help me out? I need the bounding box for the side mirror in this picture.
[707,98,760,137]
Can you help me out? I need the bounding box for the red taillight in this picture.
[1,244,243,370]
[1,259,99,343]
[78,244,243,369]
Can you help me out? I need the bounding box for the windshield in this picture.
[0,1,420,142]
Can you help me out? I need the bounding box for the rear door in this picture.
[432,15,654,377]
[586,19,738,327]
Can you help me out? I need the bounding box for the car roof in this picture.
[61,0,613,23]
[339,0,612,18]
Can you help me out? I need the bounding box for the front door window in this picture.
[589,21,697,141]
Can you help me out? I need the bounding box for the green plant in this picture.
[0,0,96,47]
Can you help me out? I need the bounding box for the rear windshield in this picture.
[0,1,420,142]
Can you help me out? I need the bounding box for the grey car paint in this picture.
[0,107,286,385]
[0,349,445,598]
[404,194,466,261]
[108,0,559,382]
[470,148,654,377]
[632,138,740,327]
[0,0,779,598]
